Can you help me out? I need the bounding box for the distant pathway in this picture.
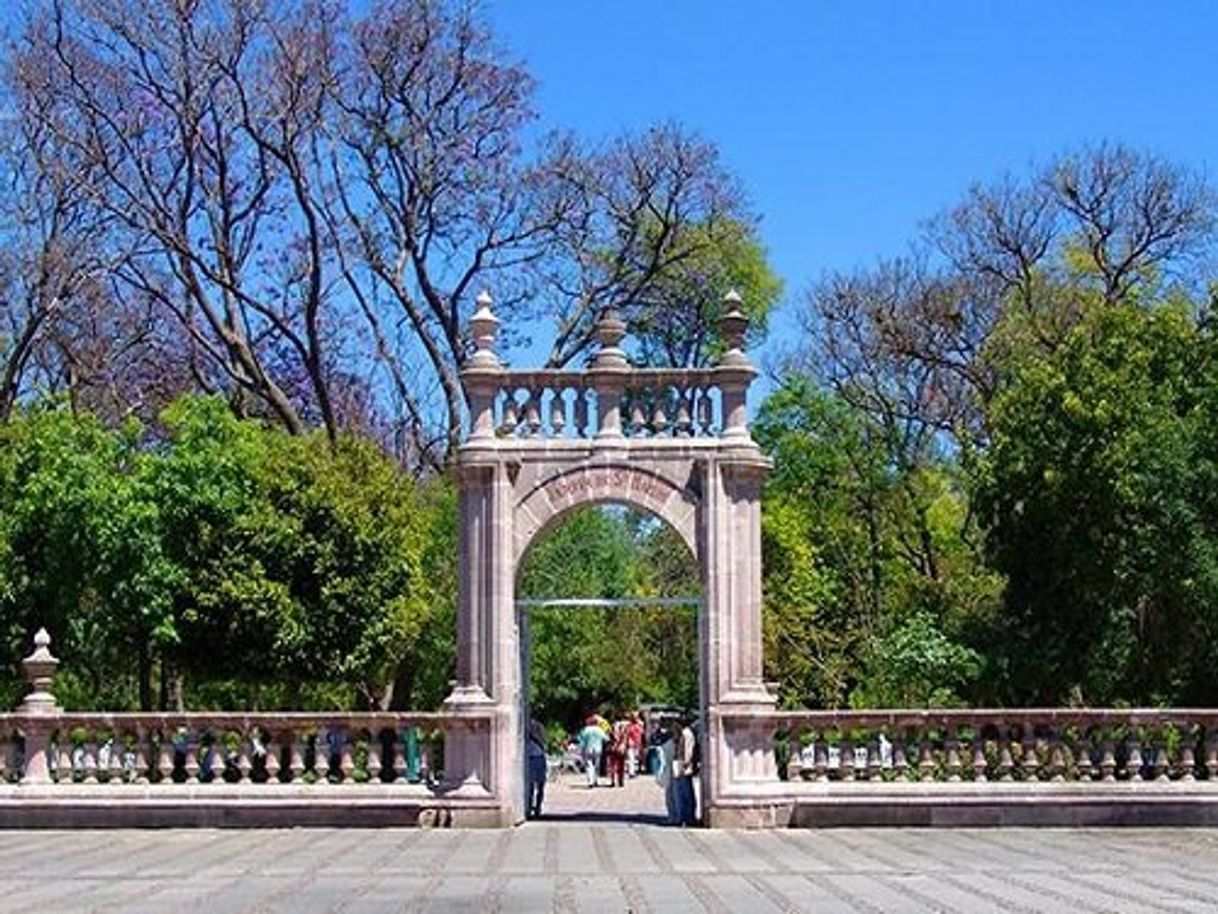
[3,816,1218,912]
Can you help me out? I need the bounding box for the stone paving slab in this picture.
[3,825,1218,912]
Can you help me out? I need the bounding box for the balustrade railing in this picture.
[740,709,1218,785]
[463,292,756,445]
[0,712,462,788]
[493,371,723,440]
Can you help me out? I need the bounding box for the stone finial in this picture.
[591,307,629,369]
[20,627,60,714]
[467,290,501,369]
[719,290,750,361]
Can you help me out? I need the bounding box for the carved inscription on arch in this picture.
[514,463,698,564]
[543,466,670,505]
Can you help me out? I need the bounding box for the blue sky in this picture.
[490,0,1217,375]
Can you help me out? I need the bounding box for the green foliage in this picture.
[518,506,700,728]
[0,396,446,710]
[755,376,999,709]
[979,299,1218,704]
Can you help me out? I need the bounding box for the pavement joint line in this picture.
[632,824,675,874]
[485,829,513,875]
[742,874,802,914]
[478,872,511,913]
[1120,869,1218,907]
[871,872,958,914]
[1158,866,1218,893]
[991,870,1114,914]
[590,826,616,873]
[1064,869,1201,913]
[935,870,1044,914]
[551,874,576,914]
[679,873,730,914]
[680,830,731,872]
[618,874,650,913]
[402,870,445,914]
[830,829,931,873]
[801,871,890,914]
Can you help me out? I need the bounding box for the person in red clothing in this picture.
[625,711,644,778]
[605,714,629,787]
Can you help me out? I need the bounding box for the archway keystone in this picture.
[444,293,779,825]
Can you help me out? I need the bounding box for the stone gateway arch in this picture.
[442,293,783,826]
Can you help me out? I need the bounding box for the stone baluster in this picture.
[368,736,383,784]
[82,738,99,784]
[892,738,909,781]
[207,736,226,783]
[867,739,882,781]
[1099,734,1117,781]
[339,734,355,783]
[1153,728,1171,781]
[1178,735,1196,782]
[236,734,253,784]
[288,734,306,783]
[1048,731,1066,782]
[393,738,408,784]
[996,726,1014,782]
[157,738,174,783]
[1125,734,1144,781]
[0,736,8,784]
[1019,726,1039,781]
[109,734,126,784]
[651,396,668,434]
[265,733,282,784]
[697,389,713,435]
[574,388,589,437]
[523,390,541,436]
[132,728,150,785]
[501,391,519,434]
[314,732,331,784]
[674,394,693,437]
[917,739,936,781]
[57,739,74,785]
[1205,731,1218,780]
[1075,730,1094,782]
[945,726,962,782]
[838,737,855,781]
[184,736,200,784]
[812,738,827,782]
[628,395,646,436]
[972,732,988,782]
[551,392,567,437]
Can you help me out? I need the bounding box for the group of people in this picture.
[575,711,646,788]
[524,709,699,825]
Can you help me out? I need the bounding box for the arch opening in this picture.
[515,503,702,823]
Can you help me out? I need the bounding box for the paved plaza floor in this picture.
[2,775,1218,913]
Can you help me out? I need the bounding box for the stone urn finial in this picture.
[467,290,501,369]
[591,307,628,368]
[718,290,751,368]
[20,627,60,714]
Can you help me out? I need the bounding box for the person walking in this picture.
[625,712,644,778]
[605,715,629,787]
[525,717,548,818]
[673,714,699,825]
[578,715,608,788]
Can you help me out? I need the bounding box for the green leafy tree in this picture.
[979,297,1218,704]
